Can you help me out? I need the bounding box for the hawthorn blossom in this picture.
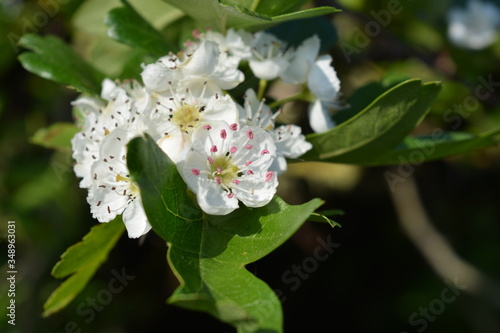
[141,40,244,96]
[182,121,278,215]
[144,81,239,163]
[248,31,293,80]
[71,79,138,188]
[87,128,151,238]
[239,89,312,173]
[190,28,253,65]
[447,0,500,50]
[281,35,341,133]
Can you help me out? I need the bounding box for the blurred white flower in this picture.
[182,121,278,215]
[447,0,500,50]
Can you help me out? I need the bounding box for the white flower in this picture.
[182,121,278,215]
[87,128,151,238]
[447,0,500,50]
[144,82,239,163]
[199,28,253,63]
[141,40,244,96]
[248,31,293,80]
[281,35,341,133]
[71,79,136,188]
[239,89,312,173]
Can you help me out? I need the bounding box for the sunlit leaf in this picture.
[43,219,125,317]
[31,122,79,153]
[303,79,441,164]
[18,34,104,95]
[127,135,323,332]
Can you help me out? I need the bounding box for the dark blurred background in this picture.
[1,0,500,332]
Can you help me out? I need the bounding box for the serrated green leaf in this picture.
[303,79,441,164]
[127,135,323,332]
[106,1,177,57]
[18,34,105,95]
[363,129,500,166]
[43,267,98,318]
[43,218,125,317]
[30,122,79,153]
[163,0,338,31]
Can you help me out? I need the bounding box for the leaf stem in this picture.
[257,79,268,100]
[269,90,309,109]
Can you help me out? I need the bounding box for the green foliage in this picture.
[127,135,323,332]
[106,1,178,57]
[365,129,500,166]
[43,219,125,317]
[162,0,338,31]
[31,122,79,153]
[303,79,442,164]
[18,34,105,96]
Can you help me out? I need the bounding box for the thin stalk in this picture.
[257,79,268,101]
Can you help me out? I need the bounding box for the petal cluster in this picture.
[70,28,339,234]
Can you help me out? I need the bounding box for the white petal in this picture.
[141,61,173,92]
[122,199,151,238]
[281,35,320,84]
[249,58,289,80]
[308,99,335,133]
[157,131,190,164]
[269,155,288,174]
[195,177,239,215]
[233,174,277,208]
[308,55,340,102]
[273,125,312,159]
[181,40,219,77]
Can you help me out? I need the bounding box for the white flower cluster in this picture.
[447,0,500,50]
[71,29,341,238]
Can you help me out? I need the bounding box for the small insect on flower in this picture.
[182,121,278,215]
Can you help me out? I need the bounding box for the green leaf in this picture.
[362,129,500,166]
[30,122,79,153]
[43,218,125,317]
[106,0,177,57]
[308,209,343,228]
[303,79,441,164]
[127,135,324,332]
[163,0,338,31]
[18,34,105,95]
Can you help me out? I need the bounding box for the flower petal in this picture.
[122,199,151,238]
[308,99,335,134]
[307,55,340,102]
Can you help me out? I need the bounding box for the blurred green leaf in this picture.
[363,129,500,166]
[163,0,338,31]
[18,34,105,95]
[106,0,177,56]
[127,134,323,332]
[31,122,79,153]
[303,79,441,164]
[43,218,125,317]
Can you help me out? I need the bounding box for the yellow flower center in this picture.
[172,104,201,133]
[209,157,239,187]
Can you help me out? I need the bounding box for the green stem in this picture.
[257,79,268,101]
[269,90,309,109]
